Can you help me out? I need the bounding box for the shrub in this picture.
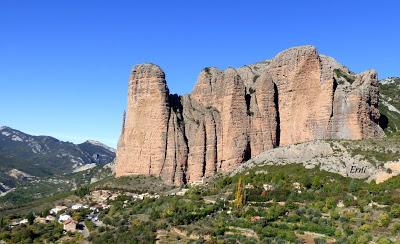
[390,204,400,218]
[391,222,400,235]
[26,212,35,225]
[355,234,372,244]
[359,224,372,232]
[376,213,391,227]
[74,186,90,197]
[377,236,392,244]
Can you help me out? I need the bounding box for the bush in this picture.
[354,234,372,244]
[377,236,392,244]
[359,224,372,232]
[376,213,391,227]
[26,212,35,225]
[74,186,90,197]
[391,222,400,235]
[390,204,400,218]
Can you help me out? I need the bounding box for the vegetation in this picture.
[379,78,400,136]
[75,185,90,197]
[234,176,245,208]
[334,69,356,84]
[340,137,400,165]
[0,165,112,209]
[93,174,174,194]
[3,163,399,243]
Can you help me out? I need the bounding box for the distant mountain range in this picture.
[0,126,115,178]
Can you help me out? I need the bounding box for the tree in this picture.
[235,177,245,208]
[348,179,359,193]
[75,186,90,197]
[72,212,83,222]
[26,212,35,225]
[41,208,50,217]
[0,217,7,229]
[312,176,322,190]
[304,176,312,189]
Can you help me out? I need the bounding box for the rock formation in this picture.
[115,45,384,185]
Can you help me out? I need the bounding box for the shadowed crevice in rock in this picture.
[201,122,207,178]
[327,77,339,134]
[245,92,252,116]
[379,114,389,130]
[273,82,280,147]
[160,105,171,177]
[243,140,252,162]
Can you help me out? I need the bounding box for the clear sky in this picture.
[1,0,399,147]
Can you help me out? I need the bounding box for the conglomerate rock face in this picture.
[115,46,384,185]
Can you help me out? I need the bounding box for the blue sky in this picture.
[0,0,399,147]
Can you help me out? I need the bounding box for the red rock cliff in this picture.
[115,46,384,185]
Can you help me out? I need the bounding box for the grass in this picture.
[93,174,174,194]
[0,165,112,212]
[334,69,356,84]
[0,190,75,217]
[340,138,400,165]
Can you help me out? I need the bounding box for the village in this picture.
[7,189,161,236]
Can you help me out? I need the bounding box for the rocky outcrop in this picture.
[115,46,384,185]
[230,140,399,183]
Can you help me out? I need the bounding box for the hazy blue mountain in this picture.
[0,126,115,178]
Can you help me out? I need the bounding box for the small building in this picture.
[63,219,77,233]
[19,219,28,225]
[292,182,301,190]
[245,183,255,189]
[45,215,56,222]
[34,217,47,224]
[263,184,275,191]
[71,204,83,210]
[176,189,189,196]
[58,214,72,222]
[50,206,67,215]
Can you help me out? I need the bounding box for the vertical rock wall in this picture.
[115,46,384,185]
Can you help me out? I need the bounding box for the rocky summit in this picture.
[115,46,384,185]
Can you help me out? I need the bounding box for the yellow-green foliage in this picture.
[235,176,245,208]
[376,212,391,227]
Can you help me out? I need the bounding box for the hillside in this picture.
[0,126,116,208]
[1,163,399,243]
[379,77,400,136]
[0,126,115,177]
[1,138,400,243]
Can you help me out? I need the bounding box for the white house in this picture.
[19,219,28,225]
[71,204,83,210]
[50,206,67,215]
[58,214,72,222]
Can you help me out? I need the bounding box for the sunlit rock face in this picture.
[115,46,384,185]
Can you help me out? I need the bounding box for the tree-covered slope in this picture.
[379,77,400,136]
[0,126,115,177]
[2,164,400,243]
